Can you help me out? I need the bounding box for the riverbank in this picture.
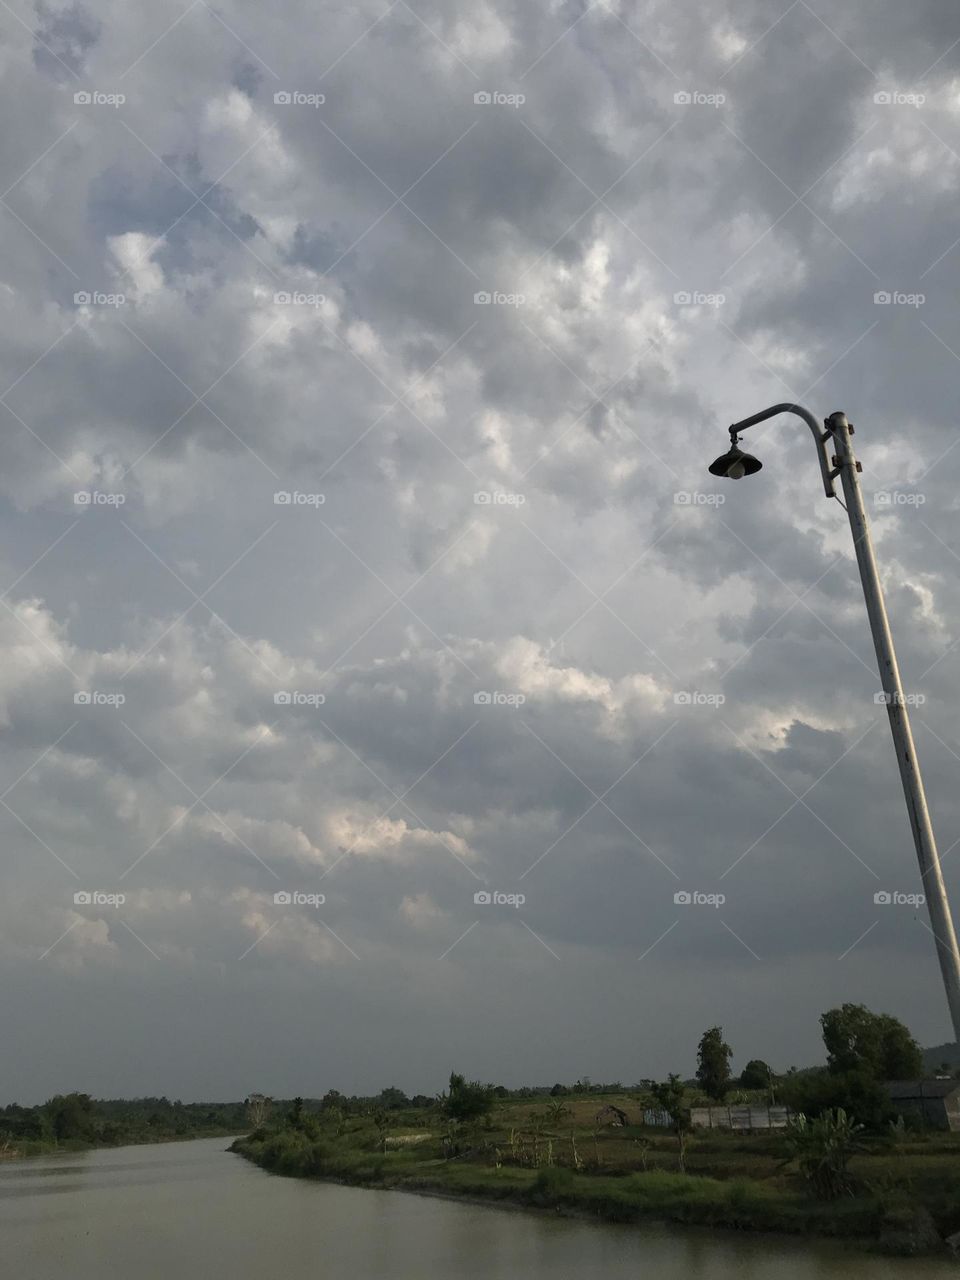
[230,1100,960,1257]
[9,1137,955,1280]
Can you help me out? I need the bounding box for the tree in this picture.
[245,1094,271,1129]
[739,1059,773,1091]
[44,1093,96,1142]
[876,1013,923,1078]
[444,1073,493,1125]
[696,1026,732,1101]
[780,1066,892,1130]
[821,1004,922,1080]
[377,1087,409,1110]
[649,1075,691,1172]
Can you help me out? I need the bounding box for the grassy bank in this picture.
[230,1094,960,1256]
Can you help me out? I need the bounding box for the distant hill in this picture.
[922,1042,960,1073]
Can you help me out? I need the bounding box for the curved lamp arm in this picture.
[728,403,837,498]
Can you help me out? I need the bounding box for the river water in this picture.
[1,1136,956,1279]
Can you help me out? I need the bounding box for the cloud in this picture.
[2,0,960,1101]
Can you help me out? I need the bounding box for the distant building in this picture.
[886,1079,960,1132]
[689,1104,791,1131]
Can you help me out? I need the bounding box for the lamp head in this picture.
[708,440,762,480]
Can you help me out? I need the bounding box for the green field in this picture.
[231,1093,960,1256]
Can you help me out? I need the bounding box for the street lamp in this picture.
[709,403,960,1045]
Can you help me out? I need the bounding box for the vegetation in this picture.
[781,1109,866,1200]
[821,1004,923,1079]
[229,1006,959,1256]
[231,1083,960,1255]
[696,1026,733,1101]
[0,1094,247,1157]
[8,1004,958,1255]
[739,1059,774,1091]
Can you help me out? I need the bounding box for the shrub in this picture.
[782,1109,866,1200]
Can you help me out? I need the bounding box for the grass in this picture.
[229,1094,960,1255]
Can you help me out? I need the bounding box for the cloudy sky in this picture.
[2,0,960,1104]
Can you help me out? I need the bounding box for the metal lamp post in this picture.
[709,403,960,1045]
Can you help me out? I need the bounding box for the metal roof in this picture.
[886,1079,960,1100]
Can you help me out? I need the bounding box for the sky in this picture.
[1,0,960,1105]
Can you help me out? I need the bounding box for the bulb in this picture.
[727,460,745,479]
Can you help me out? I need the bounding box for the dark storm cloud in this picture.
[0,0,959,1101]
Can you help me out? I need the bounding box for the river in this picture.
[1,1136,956,1278]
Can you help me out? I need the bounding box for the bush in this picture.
[531,1165,575,1201]
[780,1069,892,1131]
[782,1109,866,1200]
